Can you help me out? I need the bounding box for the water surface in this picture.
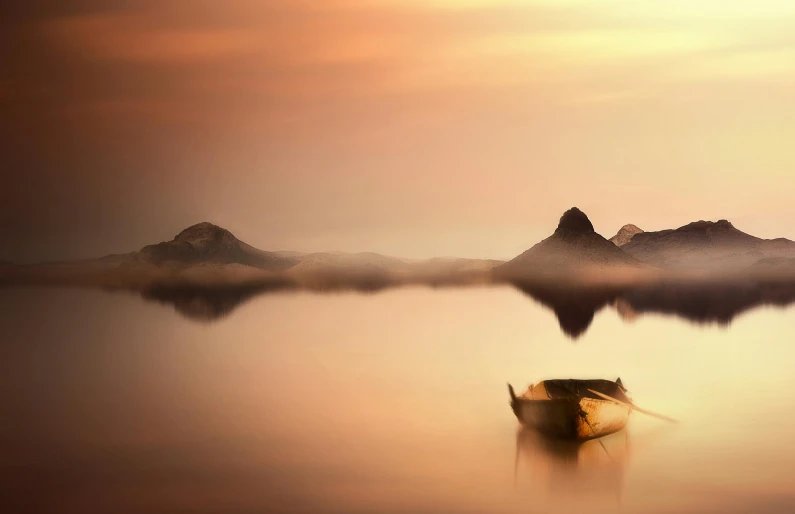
[2,286,795,513]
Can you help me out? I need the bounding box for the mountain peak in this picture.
[496,207,641,279]
[680,219,735,232]
[174,222,235,244]
[555,207,594,236]
[622,218,772,270]
[139,222,297,271]
[610,224,644,247]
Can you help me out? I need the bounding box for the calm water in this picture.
[3,286,795,514]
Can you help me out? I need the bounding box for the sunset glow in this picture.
[5,3,795,513]
[3,0,795,261]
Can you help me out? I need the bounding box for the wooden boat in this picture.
[508,378,632,441]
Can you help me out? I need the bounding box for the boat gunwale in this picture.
[511,397,630,408]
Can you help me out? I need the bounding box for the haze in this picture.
[3,0,795,263]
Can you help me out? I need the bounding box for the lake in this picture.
[2,286,795,513]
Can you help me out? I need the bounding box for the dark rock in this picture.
[495,208,641,279]
[555,207,595,237]
[139,222,298,271]
[622,219,795,270]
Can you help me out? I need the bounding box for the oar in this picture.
[587,389,678,424]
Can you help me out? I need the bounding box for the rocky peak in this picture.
[173,222,237,249]
[610,224,644,247]
[680,220,734,231]
[554,207,595,237]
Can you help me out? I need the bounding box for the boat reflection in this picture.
[514,423,677,506]
[513,428,628,503]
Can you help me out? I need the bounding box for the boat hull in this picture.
[512,397,631,440]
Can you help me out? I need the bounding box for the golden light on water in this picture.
[5,287,795,512]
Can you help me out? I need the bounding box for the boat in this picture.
[508,378,632,441]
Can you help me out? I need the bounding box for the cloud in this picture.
[7,0,795,134]
[45,14,261,63]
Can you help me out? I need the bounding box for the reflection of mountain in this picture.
[141,282,295,321]
[288,262,394,291]
[513,283,625,338]
[137,279,407,322]
[620,280,795,325]
[516,279,795,338]
[134,276,795,328]
[7,215,795,332]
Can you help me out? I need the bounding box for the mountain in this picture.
[272,250,308,259]
[279,251,501,274]
[609,224,644,247]
[284,251,502,289]
[0,220,502,292]
[747,257,795,277]
[287,251,411,273]
[137,222,298,271]
[622,220,795,270]
[402,257,504,276]
[495,207,642,280]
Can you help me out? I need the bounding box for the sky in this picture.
[2,0,795,262]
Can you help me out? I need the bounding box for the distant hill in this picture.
[609,224,644,247]
[137,222,299,271]
[283,251,502,289]
[272,250,308,259]
[402,257,504,276]
[280,251,501,272]
[278,251,502,282]
[10,214,795,302]
[622,220,795,270]
[0,222,496,291]
[0,221,504,292]
[287,251,410,273]
[495,207,642,280]
[747,257,795,277]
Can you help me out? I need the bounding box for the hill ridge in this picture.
[496,207,642,280]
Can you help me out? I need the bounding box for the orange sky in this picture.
[2,0,795,262]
